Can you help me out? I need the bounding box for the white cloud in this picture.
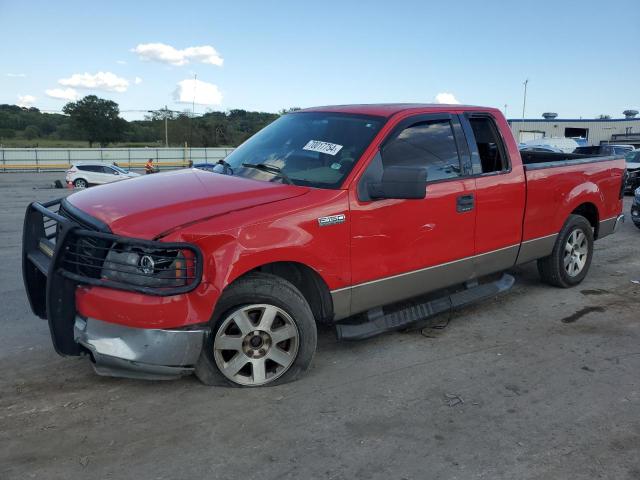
[173,78,222,106]
[434,92,460,104]
[17,94,36,107]
[116,60,127,65]
[134,76,143,85]
[58,71,129,92]
[6,73,26,77]
[45,88,80,101]
[133,43,223,66]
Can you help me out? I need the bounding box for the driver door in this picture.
[347,114,476,315]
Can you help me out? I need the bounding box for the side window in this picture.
[78,165,99,172]
[102,167,116,174]
[468,116,509,173]
[382,120,462,181]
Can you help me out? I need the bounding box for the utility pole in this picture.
[504,104,508,118]
[522,79,529,120]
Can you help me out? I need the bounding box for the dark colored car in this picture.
[624,150,640,194]
[631,187,640,229]
[574,145,635,156]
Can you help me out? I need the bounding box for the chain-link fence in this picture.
[0,147,234,172]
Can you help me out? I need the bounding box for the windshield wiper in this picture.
[216,159,234,175]
[242,162,293,185]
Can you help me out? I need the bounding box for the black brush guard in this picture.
[22,198,202,356]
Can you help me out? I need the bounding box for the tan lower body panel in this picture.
[515,234,558,265]
[332,244,520,320]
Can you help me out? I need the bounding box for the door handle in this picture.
[456,194,475,213]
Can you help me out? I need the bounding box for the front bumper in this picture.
[74,316,206,380]
[22,198,206,380]
[625,170,640,193]
[631,200,640,225]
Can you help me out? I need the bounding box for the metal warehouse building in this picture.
[508,112,640,147]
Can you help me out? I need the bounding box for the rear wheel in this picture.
[73,178,88,189]
[537,214,594,288]
[195,273,317,387]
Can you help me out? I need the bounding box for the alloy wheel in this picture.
[563,229,588,277]
[213,304,299,386]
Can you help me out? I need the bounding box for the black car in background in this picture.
[625,150,640,194]
[631,186,640,230]
[574,145,635,156]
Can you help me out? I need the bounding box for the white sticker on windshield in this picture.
[303,140,343,156]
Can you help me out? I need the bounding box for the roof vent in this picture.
[542,112,558,120]
[623,109,638,119]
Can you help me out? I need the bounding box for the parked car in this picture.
[519,145,564,153]
[574,144,635,156]
[631,186,640,229]
[65,163,140,188]
[193,162,218,172]
[520,136,578,153]
[624,150,640,194]
[23,104,626,387]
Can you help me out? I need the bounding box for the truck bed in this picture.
[519,152,625,250]
[519,150,617,169]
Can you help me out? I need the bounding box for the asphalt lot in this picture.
[1,172,639,480]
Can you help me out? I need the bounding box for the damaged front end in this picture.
[22,198,207,379]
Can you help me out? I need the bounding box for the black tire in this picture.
[74,178,88,189]
[537,214,594,288]
[195,272,317,387]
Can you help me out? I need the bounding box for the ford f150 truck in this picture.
[23,104,626,387]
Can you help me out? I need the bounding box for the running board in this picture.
[335,273,515,341]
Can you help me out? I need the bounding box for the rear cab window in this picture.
[464,114,510,175]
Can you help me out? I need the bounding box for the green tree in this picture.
[62,95,126,147]
[24,125,40,140]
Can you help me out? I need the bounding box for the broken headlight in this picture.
[101,247,196,289]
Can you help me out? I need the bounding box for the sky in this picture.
[1,0,639,121]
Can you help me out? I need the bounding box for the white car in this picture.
[519,137,579,154]
[66,163,140,188]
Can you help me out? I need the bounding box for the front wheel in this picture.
[537,214,594,288]
[73,178,88,189]
[195,273,317,387]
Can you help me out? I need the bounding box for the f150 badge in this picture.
[318,213,346,227]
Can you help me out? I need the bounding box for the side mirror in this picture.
[367,166,427,200]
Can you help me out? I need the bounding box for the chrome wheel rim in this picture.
[213,304,299,386]
[564,229,588,277]
[75,179,87,188]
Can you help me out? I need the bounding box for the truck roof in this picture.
[300,103,497,118]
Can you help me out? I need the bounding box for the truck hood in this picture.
[67,169,309,238]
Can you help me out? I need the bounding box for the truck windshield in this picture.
[213,112,384,189]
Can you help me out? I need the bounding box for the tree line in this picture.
[0,95,285,147]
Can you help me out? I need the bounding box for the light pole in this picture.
[522,79,529,120]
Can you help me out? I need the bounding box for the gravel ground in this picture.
[1,172,639,480]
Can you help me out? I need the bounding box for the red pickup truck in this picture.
[23,104,626,387]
